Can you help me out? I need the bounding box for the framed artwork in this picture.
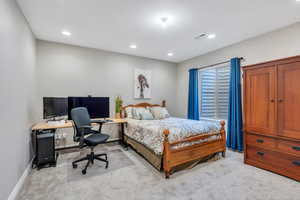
[134,68,152,99]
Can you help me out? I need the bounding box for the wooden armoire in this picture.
[243,55,300,181]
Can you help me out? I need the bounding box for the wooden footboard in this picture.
[163,121,226,178]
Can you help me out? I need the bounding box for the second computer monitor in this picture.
[68,97,110,119]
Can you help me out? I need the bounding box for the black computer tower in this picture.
[34,130,56,168]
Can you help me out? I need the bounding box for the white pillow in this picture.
[150,107,170,119]
[161,107,170,118]
[139,111,154,120]
[125,107,133,118]
[133,107,152,120]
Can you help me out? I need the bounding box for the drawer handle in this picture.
[256,139,264,143]
[257,152,265,156]
[292,161,300,167]
[292,146,300,151]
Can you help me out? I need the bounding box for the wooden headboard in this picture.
[121,100,166,118]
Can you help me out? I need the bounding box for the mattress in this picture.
[125,117,222,155]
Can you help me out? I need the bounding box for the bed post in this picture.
[163,129,171,179]
[220,121,226,157]
[162,100,166,107]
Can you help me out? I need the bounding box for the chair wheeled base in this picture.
[72,147,108,175]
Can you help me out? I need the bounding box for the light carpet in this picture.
[17,143,300,200]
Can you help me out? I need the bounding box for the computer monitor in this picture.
[68,97,110,119]
[43,97,68,119]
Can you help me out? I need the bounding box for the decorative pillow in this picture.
[139,112,154,120]
[150,107,170,119]
[133,107,151,120]
[161,107,170,118]
[125,107,133,118]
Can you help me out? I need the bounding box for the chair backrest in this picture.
[71,107,91,139]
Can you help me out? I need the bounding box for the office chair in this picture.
[71,107,109,175]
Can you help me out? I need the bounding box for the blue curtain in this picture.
[227,58,243,152]
[188,68,199,120]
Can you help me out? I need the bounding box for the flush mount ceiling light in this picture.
[160,17,168,25]
[61,30,71,36]
[207,33,216,39]
[158,16,171,28]
[129,44,137,49]
[167,52,173,57]
[160,17,169,28]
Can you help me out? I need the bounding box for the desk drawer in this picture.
[277,140,300,157]
[246,146,300,177]
[246,134,276,149]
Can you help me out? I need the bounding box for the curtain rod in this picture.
[194,57,244,70]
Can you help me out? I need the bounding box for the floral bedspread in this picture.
[125,117,222,155]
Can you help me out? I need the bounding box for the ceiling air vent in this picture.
[194,33,207,40]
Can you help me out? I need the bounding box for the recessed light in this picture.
[129,44,137,49]
[207,34,216,39]
[167,52,173,57]
[61,30,71,36]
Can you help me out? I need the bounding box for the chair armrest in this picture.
[77,125,93,134]
[76,125,93,136]
[78,136,85,148]
[77,125,93,148]
[90,120,106,133]
[79,125,93,129]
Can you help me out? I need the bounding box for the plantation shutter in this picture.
[199,65,230,120]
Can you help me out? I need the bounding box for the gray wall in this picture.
[176,22,300,118]
[36,40,177,139]
[0,0,37,199]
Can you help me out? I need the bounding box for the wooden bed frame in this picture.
[121,100,226,178]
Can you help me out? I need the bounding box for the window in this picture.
[199,65,230,120]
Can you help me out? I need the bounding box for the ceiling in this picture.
[17,0,300,63]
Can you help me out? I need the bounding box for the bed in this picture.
[121,101,226,178]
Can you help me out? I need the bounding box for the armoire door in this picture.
[278,61,300,139]
[245,66,276,135]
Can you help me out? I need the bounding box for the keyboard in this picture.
[91,119,113,123]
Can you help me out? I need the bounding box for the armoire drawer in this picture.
[246,134,276,150]
[246,145,278,166]
[246,146,300,177]
[277,140,300,157]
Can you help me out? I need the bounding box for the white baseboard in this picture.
[7,159,32,200]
